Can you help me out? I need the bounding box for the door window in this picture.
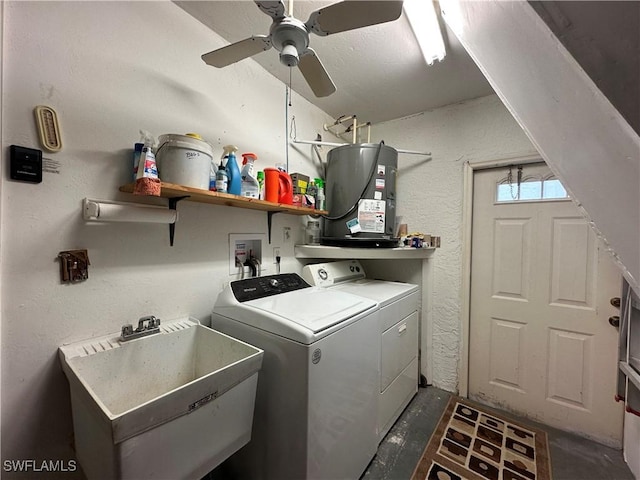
[496,170,569,203]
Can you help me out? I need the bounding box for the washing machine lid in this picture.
[213,273,378,343]
[244,288,375,335]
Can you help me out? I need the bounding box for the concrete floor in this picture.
[208,386,633,479]
[362,387,635,480]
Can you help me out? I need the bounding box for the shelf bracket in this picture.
[168,196,189,246]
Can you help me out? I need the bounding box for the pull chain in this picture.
[516,165,523,199]
[288,68,293,107]
[507,165,524,200]
[284,68,295,171]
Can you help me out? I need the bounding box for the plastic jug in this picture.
[264,168,293,204]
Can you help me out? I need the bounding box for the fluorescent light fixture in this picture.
[404,0,447,65]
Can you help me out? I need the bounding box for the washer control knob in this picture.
[318,269,328,280]
[269,279,279,287]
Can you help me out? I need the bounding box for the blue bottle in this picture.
[223,145,241,195]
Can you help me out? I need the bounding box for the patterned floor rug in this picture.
[411,396,552,480]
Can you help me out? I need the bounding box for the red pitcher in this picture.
[264,168,293,204]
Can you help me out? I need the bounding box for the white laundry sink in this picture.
[59,317,263,480]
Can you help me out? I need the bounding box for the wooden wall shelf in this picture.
[119,182,326,216]
[119,182,326,245]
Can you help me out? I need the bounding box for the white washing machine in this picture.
[302,260,420,442]
[211,273,380,480]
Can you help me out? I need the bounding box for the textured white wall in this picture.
[372,96,537,391]
[1,2,334,474]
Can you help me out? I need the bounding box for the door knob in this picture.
[610,297,621,308]
[609,316,620,328]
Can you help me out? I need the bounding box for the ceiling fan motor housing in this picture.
[270,17,309,67]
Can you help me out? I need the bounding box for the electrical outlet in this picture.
[283,227,291,243]
[273,247,281,262]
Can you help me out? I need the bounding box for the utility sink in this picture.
[59,317,263,480]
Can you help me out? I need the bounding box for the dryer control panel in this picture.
[302,260,366,287]
[231,273,310,302]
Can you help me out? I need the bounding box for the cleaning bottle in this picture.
[222,145,241,195]
[307,180,318,208]
[215,160,228,193]
[315,178,325,210]
[257,171,265,200]
[208,145,218,191]
[133,145,161,196]
[133,130,155,181]
[240,153,260,198]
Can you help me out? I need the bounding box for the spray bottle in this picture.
[133,130,156,181]
[240,153,260,198]
[208,146,218,191]
[133,143,160,196]
[222,145,241,195]
[315,178,325,210]
[257,171,265,200]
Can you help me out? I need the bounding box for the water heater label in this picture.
[358,200,385,233]
[375,179,385,189]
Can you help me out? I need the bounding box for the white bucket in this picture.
[156,133,213,190]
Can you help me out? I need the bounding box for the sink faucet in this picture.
[121,315,161,342]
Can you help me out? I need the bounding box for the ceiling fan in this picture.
[201,0,404,98]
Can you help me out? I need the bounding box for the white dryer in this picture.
[211,273,380,480]
[302,260,420,442]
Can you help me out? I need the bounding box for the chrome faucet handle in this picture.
[147,316,160,329]
[121,324,134,337]
[137,315,157,331]
[121,316,160,342]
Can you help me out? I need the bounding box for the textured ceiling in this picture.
[175,1,495,125]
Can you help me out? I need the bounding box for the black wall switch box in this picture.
[10,145,42,183]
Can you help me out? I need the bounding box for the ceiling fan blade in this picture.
[202,36,272,68]
[298,48,336,98]
[254,0,286,20]
[306,0,403,36]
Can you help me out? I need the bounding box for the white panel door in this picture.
[469,162,623,447]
